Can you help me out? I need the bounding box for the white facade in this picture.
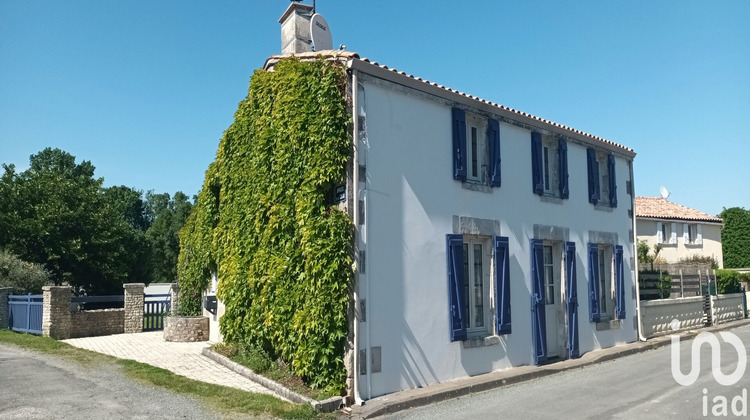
[635,218,723,268]
[352,64,638,399]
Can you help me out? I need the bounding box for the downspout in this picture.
[630,160,647,342]
[351,68,363,405]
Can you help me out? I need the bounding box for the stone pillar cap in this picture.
[42,285,72,291]
[123,283,146,288]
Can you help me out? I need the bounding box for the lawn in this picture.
[0,330,327,419]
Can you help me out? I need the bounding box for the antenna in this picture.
[310,13,332,51]
[659,186,671,200]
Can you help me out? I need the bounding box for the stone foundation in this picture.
[163,316,209,342]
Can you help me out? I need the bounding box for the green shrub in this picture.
[677,254,719,270]
[0,250,51,294]
[716,269,742,294]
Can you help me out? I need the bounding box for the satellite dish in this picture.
[659,186,671,200]
[310,13,332,51]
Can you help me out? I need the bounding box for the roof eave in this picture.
[348,59,635,157]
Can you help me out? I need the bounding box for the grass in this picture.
[0,330,326,419]
[212,343,337,401]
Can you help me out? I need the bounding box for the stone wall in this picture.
[70,309,125,338]
[163,316,209,342]
[41,283,145,339]
[0,287,12,329]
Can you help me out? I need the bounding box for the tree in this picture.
[637,240,662,271]
[144,191,193,284]
[0,250,51,294]
[720,207,750,268]
[0,148,138,294]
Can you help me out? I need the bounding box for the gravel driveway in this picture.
[0,343,222,420]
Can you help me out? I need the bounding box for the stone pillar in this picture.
[123,283,145,333]
[170,282,179,315]
[0,287,13,330]
[42,286,72,339]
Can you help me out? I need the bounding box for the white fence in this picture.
[711,293,745,325]
[640,293,747,338]
[640,296,705,338]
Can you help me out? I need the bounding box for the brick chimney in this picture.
[279,2,314,54]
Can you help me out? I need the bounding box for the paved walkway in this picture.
[63,331,282,398]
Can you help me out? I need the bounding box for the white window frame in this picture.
[543,244,555,305]
[597,245,614,320]
[465,114,487,183]
[462,235,491,337]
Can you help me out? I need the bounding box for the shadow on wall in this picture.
[400,321,439,389]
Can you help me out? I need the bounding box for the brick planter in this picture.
[163,316,209,342]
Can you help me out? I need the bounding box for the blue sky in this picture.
[1,1,748,217]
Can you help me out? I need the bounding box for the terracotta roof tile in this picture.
[263,50,634,153]
[634,197,722,223]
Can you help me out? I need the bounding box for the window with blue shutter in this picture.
[587,148,600,204]
[488,119,501,188]
[495,236,511,335]
[530,239,547,364]
[558,139,569,199]
[587,243,600,322]
[531,133,543,195]
[614,245,625,319]
[452,108,467,181]
[564,241,579,359]
[447,234,466,341]
[607,154,617,208]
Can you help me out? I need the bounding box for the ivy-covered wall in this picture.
[178,58,353,391]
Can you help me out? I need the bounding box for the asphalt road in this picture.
[384,324,750,419]
[0,343,221,419]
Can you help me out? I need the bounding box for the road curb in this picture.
[350,319,750,419]
[201,347,344,413]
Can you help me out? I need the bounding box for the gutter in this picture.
[631,161,647,342]
[351,68,364,405]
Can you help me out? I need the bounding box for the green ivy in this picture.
[178,58,353,392]
[721,207,750,269]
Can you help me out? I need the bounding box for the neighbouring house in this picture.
[635,197,724,268]
[197,2,639,403]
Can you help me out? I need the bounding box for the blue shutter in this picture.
[488,119,501,188]
[447,234,466,341]
[608,154,617,208]
[531,133,543,195]
[587,148,600,204]
[452,108,467,181]
[587,243,601,323]
[495,236,511,335]
[558,139,569,199]
[530,239,547,364]
[564,242,579,359]
[615,245,625,319]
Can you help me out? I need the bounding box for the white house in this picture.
[635,196,723,268]
[203,2,639,402]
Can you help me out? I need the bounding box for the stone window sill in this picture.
[462,335,501,349]
[595,319,622,331]
[593,203,614,212]
[539,194,563,205]
[461,180,493,194]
